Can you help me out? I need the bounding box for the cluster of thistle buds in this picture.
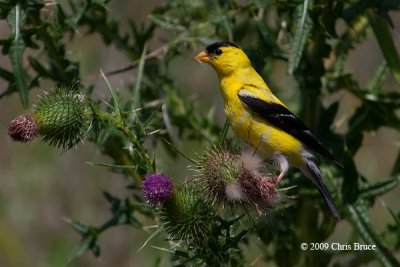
[8,87,92,149]
[142,149,280,243]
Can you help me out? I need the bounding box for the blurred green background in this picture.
[1,1,400,266]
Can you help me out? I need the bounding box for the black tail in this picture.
[303,161,341,222]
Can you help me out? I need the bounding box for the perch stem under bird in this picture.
[193,41,342,222]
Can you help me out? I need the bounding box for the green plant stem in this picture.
[93,108,153,183]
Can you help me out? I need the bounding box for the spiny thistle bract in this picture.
[160,184,214,242]
[32,88,92,149]
[142,173,174,206]
[196,148,279,214]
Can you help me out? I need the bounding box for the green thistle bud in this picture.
[33,88,92,149]
[161,185,214,242]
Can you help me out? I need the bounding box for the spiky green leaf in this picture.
[7,4,30,107]
[288,1,313,74]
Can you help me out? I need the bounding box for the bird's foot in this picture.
[272,172,285,184]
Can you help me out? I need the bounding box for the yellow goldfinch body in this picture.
[220,68,305,167]
[194,41,341,222]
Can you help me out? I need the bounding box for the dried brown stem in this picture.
[104,44,169,76]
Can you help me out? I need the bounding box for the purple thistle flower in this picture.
[142,173,173,206]
[8,114,39,142]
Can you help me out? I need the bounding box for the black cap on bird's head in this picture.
[193,41,240,63]
[193,41,250,76]
[206,41,239,55]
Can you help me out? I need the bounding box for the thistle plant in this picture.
[33,89,92,149]
[1,1,400,267]
[8,87,92,149]
[144,176,250,266]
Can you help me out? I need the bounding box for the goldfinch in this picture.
[193,41,341,222]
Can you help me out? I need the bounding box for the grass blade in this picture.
[368,10,400,87]
[367,61,389,94]
[7,4,30,108]
[137,226,164,252]
[86,161,138,169]
[161,137,196,164]
[288,0,313,74]
[132,43,148,110]
[218,119,230,144]
[100,69,121,118]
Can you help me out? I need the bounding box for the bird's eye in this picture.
[215,48,222,55]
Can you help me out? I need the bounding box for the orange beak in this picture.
[193,50,210,63]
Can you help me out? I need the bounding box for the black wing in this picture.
[238,92,341,166]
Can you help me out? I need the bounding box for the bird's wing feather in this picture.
[238,90,341,166]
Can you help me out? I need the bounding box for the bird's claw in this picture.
[272,172,285,184]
